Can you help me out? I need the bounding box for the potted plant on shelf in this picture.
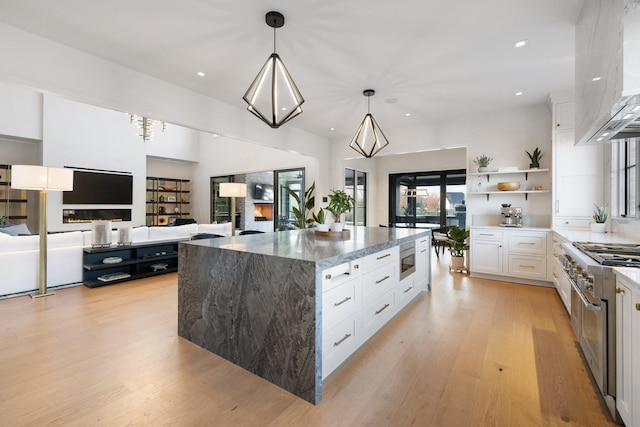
[313,208,329,232]
[326,189,355,232]
[591,204,608,233]
[447,227,469,271]
[474,154,493,172]
[526,147,544,169]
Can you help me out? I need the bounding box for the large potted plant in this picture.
[326,189,355,232]
[283,181,315,229]
[447,227,469,271]
[591,204,607,233]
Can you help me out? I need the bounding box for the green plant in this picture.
[593,204,608,223]
[312,207,326,225]
[526,147,544,166]
[282,181,316,229]
[326,189,355,223]
[0,216,5,225]
[447,227,469,257]
[473,154,493,168]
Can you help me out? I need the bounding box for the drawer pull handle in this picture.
[376,275,390,284]
[479,233,494,236]
[420,249,427,253]
[403,286,413,293]
[419,239,428,243]
[519,264,536,269]
[377,253,391,260]
[334,296,352,307]
[334,333,352,347]
[519,242,536,245]
[616,287,625,294]
[552,273,558,278]
[636,303,640,311]
[325,271,350,281]
[375,303,390,315]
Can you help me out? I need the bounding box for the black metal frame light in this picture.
[243,11,304,128]
[349,89,390,158]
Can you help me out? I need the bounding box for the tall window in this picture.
[612,139,638,218]
[345,168,366,225]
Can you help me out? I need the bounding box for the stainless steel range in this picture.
[560,242,626,421]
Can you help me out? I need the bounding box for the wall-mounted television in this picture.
[63,170,133,205]
[254,183,274,202]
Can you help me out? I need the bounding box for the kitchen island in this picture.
[177,226,431,404]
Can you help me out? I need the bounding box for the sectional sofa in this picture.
[0,222,232,298]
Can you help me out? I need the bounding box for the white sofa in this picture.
[0,222,232,298]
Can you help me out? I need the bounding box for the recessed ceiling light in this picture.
[515,91,523,96]
[196,71,206,77]
[513,39,527,48]
[592,76,601,81]
[330,127,335,131]
[405,113,411,117]
[212,133,219,137]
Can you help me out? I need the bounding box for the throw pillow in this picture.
[0,223,32,236]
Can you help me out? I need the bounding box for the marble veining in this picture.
[178,226,430,403]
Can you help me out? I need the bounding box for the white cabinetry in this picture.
[550,232,571,314]
[551,97,604,228]
[470,227,551,286]
[615,272,640,427]
[321,241,429,379]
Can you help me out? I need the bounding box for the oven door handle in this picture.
[569,279,601,311]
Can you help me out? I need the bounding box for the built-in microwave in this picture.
[399,242,416,281]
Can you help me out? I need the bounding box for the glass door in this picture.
[275,168,305,230]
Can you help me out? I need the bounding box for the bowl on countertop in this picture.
[497,182,521,191]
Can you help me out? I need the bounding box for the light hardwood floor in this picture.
[0,252,620,426]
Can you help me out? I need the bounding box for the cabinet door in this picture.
[616,277,633,427]
[633,288,640,427]
[554,102,575,131]
[470,239,503,275]
[415,241,430,290]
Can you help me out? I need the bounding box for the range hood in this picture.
[576,0,640,145]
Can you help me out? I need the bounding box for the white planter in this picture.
[590,222,606,233]
[331,222,344,232]
[450,255,465,271]
[316,224,330,232]
[478,166,488,173]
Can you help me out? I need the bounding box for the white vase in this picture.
[478,166,488,173]
[316,223,329,232]
[331,222,344,232]
[590,222,606,233]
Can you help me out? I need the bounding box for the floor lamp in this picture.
[219,182,246,236]
[11,165,74,298]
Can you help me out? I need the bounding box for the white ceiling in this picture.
[0,0,584,139]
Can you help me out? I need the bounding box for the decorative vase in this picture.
[478,166,488,173]
[451,255,465,271]
[590,222,606,233]
[317,223,330,232]
[331,222,345,232]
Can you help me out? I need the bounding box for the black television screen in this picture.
[63,170,133,205]
[254,183,274,201]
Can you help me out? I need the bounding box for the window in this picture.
[345,168,366,225]
[612,139,638,218]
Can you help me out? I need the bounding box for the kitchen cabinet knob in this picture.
[616,287,625,294]
[325,274,332,280]
[636,303,640,311]
[353,264,359,269]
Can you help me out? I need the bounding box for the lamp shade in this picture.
[11,165,74,191]
[219,182,247,198]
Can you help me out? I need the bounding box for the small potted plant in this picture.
[313,208,329,232]
[591,204,608,233]
[326,189,355,232]
[447,227,469,271]
[526,147,544,169]
[474,154,493,172]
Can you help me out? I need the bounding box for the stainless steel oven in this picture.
[561,243,619,421]
[399,242,416,281]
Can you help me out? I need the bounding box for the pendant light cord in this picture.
[273,26,277,53]
[368,95,371,114]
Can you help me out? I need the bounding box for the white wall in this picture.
[0,82,42,141]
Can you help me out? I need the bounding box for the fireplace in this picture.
[254,203,273,221]
[63,209,132,224]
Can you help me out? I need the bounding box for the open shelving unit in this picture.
[468,168,550,200]
[0,164,29,224]
[146,177,191,226]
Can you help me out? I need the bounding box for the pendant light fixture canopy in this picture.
[349,89,390,158]
[243,11,304,129]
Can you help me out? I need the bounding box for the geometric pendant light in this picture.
[349,89,390,158]
[243,11,304,128]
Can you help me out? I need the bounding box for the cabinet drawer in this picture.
[362,262,397,303]
[322,278,360,330]
[508,231,547,255]
[397,277,419,308]
[322,261,360,292]
[361,246,399,271]
[471,229,504,241]
[362,290,396,341]
[508,255,547,280]
[322,315,360,379]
